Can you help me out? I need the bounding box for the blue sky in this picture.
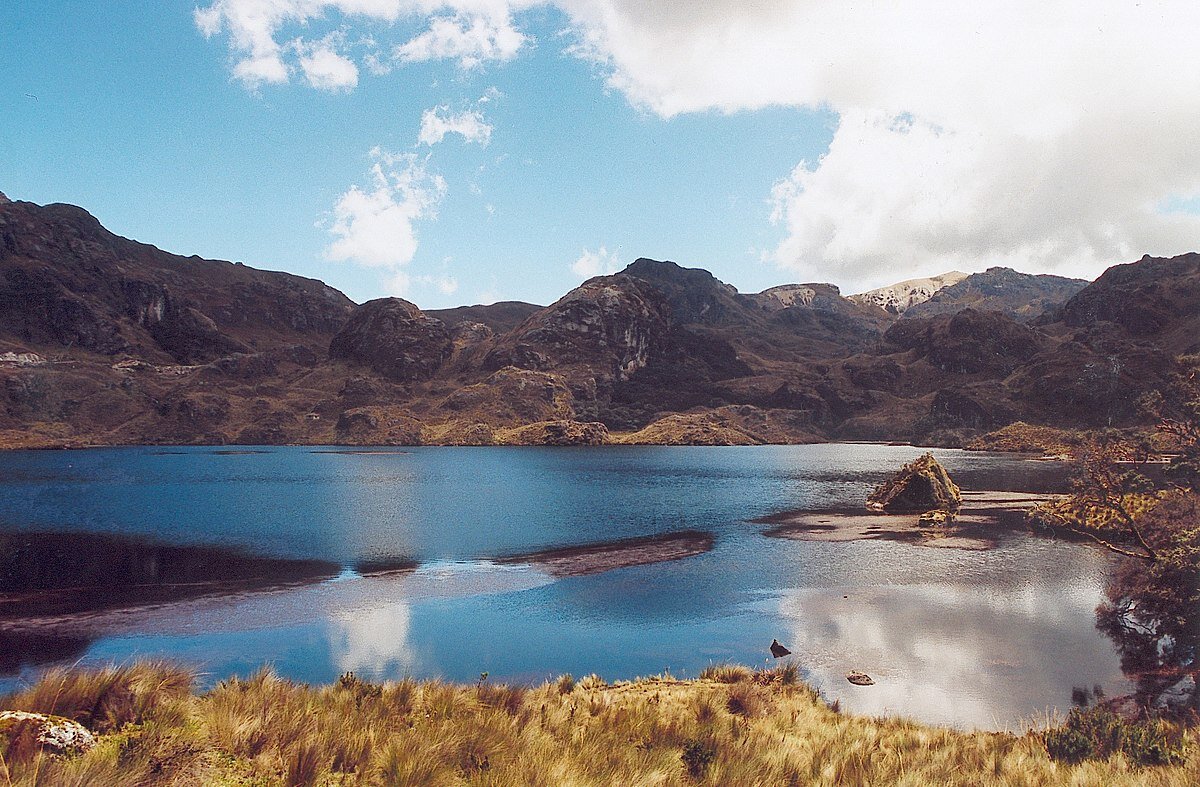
[0,2,832,307]
[3,2,1198,308]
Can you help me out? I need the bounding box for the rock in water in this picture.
[867,453,961,514]
[770,639,791,658]
[846,671,875,686]
[0,710,97,755]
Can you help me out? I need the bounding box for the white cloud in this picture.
[551,0,1200,286]
[419,105,493,146]
[195,1,527,88]
[326,148,447,275]
[570,246,623,278]
[199,1,1200,286]
[296,37,359,91]
[414,273,460,294]
[395,11,526,68]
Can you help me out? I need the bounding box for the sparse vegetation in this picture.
[1,662,1196,785]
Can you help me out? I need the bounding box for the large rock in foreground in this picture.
[0,710,96,755]
[867,453,961,513]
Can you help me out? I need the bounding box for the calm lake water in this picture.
[0,444,1128,729]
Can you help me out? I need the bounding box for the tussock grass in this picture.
[697,663,754,684]
[0,662,1195,785]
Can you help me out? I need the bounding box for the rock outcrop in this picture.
[867,453,962,514]
[848,271,968,315]
[329,298,451,382]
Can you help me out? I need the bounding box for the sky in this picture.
[3,2,1200,309]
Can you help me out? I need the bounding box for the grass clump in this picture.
[698,663,753,684]
[0,660,1195,785]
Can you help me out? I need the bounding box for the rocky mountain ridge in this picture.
[1,196,1195,448]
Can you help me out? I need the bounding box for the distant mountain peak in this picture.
[847,271,968,315]
[0,191,10,205]
[904,267,1089,321]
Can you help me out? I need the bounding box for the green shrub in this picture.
[1043,706,1187,766]
[681,737,717,779]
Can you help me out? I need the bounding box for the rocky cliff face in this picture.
[1056,253,1200,355]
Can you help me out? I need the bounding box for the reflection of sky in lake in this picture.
[0,445,1125,729]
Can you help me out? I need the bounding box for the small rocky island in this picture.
[866,452,962,524]
[760,452,1055,550]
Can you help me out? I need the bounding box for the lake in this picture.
[0,444,1127,730]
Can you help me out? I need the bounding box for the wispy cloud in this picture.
[195,1,525,89]
[325,148,446,279]
[394,12,525,69]
[419,106,492,146]
[570,246,623,278]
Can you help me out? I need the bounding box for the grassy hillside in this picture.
[0,662,1195,786]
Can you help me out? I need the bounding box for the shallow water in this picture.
[0,444,1127,729]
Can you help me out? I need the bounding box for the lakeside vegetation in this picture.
[0,661,1196,786]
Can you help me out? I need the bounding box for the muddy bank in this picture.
[499,531,715,576]
[758,491,1059,550]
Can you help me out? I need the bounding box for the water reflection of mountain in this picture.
[0,531,341,668]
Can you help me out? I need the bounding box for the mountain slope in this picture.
[904,267,1088,321]
[2,196,1196,448]
[848,272,968,315]
[0,198,353,363]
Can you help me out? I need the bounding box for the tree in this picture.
[1031,357,1200,719]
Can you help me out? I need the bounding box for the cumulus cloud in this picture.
[570,246,623,278]
[419,106,493,146]
[325,148,447,278]
[552,0,1200,285]
[296,37,359,91]
[199,1,1200,285]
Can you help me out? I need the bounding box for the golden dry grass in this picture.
[0,662,1195,786]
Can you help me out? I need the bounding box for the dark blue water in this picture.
[0,445,1126,729]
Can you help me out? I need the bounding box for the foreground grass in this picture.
[0,662,1195,786]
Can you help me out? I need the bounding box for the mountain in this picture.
[1,196,1196,448]
[426,301,542,334]
[0,198,352,364]
[903,267,1088,321]
[847,271,968,315]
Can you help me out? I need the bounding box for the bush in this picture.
[1043,706,1187,766]
[681,737,718,779]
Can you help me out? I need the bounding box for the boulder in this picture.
[0,710,96,756]
[845,671,875,686]
[867,453,961,513]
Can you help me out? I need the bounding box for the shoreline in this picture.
[756,490,1062,550]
